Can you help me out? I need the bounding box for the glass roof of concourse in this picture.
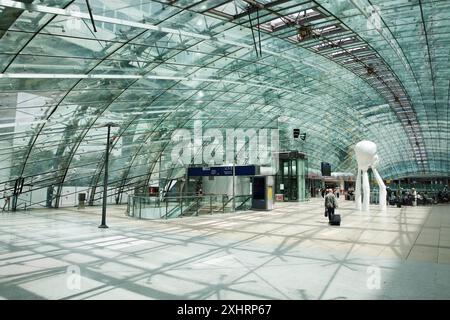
[0,0,449,205]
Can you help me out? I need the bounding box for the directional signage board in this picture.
[235,165,257,176]
[188,165,257,176]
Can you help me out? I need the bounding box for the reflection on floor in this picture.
[1,198,450,299]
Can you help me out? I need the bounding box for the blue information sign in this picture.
[188,165,256,176]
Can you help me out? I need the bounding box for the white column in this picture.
[355,168,362,210]
[339,178,345,194]
[372,168,387,211]
[362,170,370,212]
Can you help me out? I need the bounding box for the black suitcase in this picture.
[330,214,341,226]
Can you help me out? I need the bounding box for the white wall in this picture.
[202,176,251,196]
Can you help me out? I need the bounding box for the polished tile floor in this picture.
[1,198,450,299]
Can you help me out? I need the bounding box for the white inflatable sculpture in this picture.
[354,140,387,212]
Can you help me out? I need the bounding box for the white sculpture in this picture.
[354,140,386,212]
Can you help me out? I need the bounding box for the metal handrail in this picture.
[180,198,203,217]
[163,193,227,200]
[164,205,181,219]
[131,194,227,201]
[222,194,252,211]
[221,196,234,209]
[235,195,252,210]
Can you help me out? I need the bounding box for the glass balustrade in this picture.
[127,193,253,220]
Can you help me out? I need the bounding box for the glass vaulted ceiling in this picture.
[0,0,449,207]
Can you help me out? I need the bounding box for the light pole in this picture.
[99,122,119,229]
[232,155,237,212]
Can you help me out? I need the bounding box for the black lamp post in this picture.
[99,122,119,229]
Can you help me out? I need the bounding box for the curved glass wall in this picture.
[0,0,448,208]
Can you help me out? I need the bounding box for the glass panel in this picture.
[0,0,448,208]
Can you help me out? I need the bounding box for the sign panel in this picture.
[235,165,257,176]
[321,162,331,176]
[188,165,256,176]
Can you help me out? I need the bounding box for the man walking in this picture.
[324,189,338,224]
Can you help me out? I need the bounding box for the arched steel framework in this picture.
[0,0,449,208]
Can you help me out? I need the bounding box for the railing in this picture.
[8,196,41,211]
[235,195,252,210]
[127,194,246,220]
[221,195,253,212]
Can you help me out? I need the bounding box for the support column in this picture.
[372,168,387,211]
[362,170,370,212]
[232,161,235,212]
[99,124,112,229]
[355,168,362,210]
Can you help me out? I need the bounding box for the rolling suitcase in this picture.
[330,214,341,226]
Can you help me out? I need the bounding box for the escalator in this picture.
[222,195,252,212]
[164,203,182,219]
[235,195,252,210]
[162,197,201,219]
[180,199,202,217]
